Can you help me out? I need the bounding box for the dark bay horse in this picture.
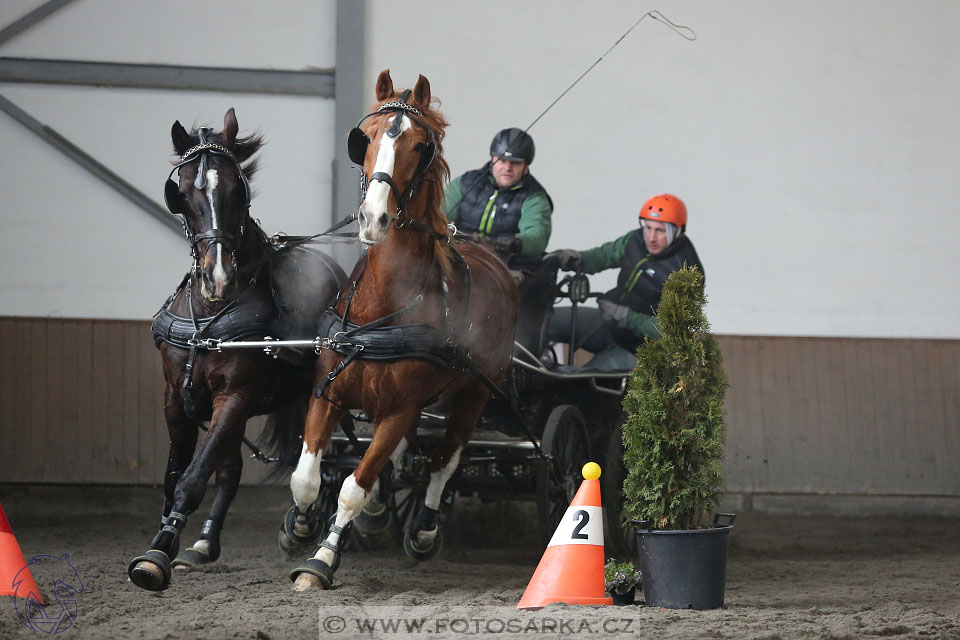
[128,109,346,591]
[278,71,519,591]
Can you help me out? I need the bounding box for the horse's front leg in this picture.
[128,394,249,591]
[160,386,201,521]
[278,396,341,555]
[171,438,243,570]
[291,410,414,591]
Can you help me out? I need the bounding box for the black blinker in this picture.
[164,179,184,214]
[348,127,370,165]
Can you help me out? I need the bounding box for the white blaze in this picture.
[205,168,227,290]
[359,115,412,244]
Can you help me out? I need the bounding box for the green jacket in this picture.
[580,231,661,340]
[443,173,552,257]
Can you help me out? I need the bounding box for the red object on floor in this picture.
[517,464,613,610]
[0,501,44,602]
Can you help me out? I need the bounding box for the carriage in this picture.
[128,71,634,593]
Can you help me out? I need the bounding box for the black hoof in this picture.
[290,558,335,589]
[278,504,325,556]
[128,550,172,592]
[354,501,393,535]
[403,526,443,561]
[171,546,213,569]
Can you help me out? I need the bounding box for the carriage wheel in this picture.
[602,418,636,558]
[536,405,591,545]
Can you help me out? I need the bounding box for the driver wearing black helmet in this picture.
[443,128,553,269]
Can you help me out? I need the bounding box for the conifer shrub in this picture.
[621,265,728,530]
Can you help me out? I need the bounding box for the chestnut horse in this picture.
[128,109,346,591]
[279,71,518,591]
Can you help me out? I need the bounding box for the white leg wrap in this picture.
[290,444,322,509]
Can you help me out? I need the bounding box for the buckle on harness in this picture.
[320,333,364,354]
[188,337,223,352]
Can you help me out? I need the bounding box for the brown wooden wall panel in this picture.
[715,335,960,498]
[0,317,958,502]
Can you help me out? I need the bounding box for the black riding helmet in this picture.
[490,128,535,164]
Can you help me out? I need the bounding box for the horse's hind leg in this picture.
[404,384,487,561]
[171,442,243,569]
[353,439,407,536]
[291,411,415,591]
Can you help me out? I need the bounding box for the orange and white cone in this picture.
[0,501,43,602]
[517,462,613,610]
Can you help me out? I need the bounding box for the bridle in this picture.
[347,89,438,216]
[164,127,252,266]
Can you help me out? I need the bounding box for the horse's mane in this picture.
[175,125,265,181]
[173,125,269,249]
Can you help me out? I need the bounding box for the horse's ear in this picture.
[376,69,394,101]
[171,120,192,155]
[411,74,431,110]
[222,108,239,148]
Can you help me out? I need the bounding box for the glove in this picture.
[481,235,522,254]
[549,248,581,271]
[598,299,629,328]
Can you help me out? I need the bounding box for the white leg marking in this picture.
[290,444,322,508]
[363,478,385,515]
[414,447,461,548]
[424,446,462,511]
[312,473,369,565]
[365,439,407,516]
[390,438,408,469]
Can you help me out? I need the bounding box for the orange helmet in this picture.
[639,194,687,228]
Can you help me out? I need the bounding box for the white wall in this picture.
[365,0,960,339]
[0,0,337,320]
[2,0,959,338]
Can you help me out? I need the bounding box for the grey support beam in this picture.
[0,58,335,96]
[0,93,182,235]
[0,0,78,47]
[332,0,365,265]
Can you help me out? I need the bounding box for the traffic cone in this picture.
[0,501,43,602]
[517,462,613,610]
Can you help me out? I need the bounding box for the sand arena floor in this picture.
[1,485,958,640]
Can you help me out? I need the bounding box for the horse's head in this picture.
[350,70,448,245]
[164,108,262,302]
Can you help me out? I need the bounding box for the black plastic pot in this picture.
[633,513,736,610]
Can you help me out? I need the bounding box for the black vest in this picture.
[454,163,552,237]
[602,232,703,348]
